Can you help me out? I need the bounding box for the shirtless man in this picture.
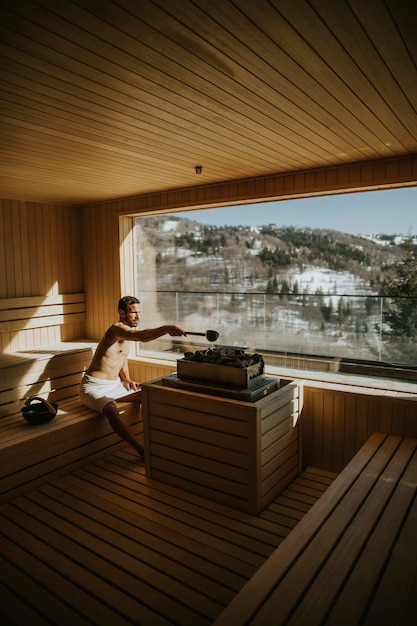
[79,296,186,459]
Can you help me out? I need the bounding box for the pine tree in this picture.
[379,237,417,340]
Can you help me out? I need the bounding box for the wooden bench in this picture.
[0,342,143,504]
[0,294,144,502]
[0,294,142,502]
[213,431,417,626]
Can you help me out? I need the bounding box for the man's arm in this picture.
[115,324,186,343]
[119,358,140,391]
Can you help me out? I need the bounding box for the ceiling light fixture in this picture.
[195,165,203,174]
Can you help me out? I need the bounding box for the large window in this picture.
[134,189,417,381]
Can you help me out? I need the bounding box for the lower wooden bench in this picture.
[213,431,417,626]
[0,396,142,504]
[0,341,143,503]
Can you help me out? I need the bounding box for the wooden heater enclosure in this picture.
[141,379,300,514]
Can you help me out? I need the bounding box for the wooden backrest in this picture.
[0,293,86,353]
[0,293,94,417]
[0,341,97,418]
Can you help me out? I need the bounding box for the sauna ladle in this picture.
[185,330,219,342]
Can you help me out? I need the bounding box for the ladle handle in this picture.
[185,331,205,336]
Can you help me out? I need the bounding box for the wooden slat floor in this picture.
[0,447,337,626]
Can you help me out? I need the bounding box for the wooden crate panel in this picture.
[260,467,300,512]
[150,454,249,495]
[147,402,250,437]
[261,430,299,479]
[148,414,249,452]
[149,429,248,468]
[147,384,256,419]
[149,468,252,512]
[142,380,301,514]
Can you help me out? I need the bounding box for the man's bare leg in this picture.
[102,399,144,458]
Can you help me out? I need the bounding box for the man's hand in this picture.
[165,325,187,337]
[123,379,141,392]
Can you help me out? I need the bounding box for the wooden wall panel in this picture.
[301,386,417,472]
[0,199,83,298]
[0,195,124,349]
[109,156,417,218]
[128,360,176,386]
[0,199,84,351]
[81,203,122,340]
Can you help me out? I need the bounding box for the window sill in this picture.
[129,353,417,398]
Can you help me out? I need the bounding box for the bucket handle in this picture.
[24,396,58,417]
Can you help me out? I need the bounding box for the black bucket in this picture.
[21,396,58,425]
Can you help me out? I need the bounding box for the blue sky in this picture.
[173,187,416,236]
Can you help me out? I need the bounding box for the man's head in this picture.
[118,296,141,328]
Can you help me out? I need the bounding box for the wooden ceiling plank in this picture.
[0,92,309,174]
[0,67,319,175]
[3,0,386,166]
[0,2,360,162]
[246,0,415,149]
[103,0,371,155]
[314,0,417,143]
[0,44,332,174]
[0,123,300,192]
[351,0,417,99]
[0,0,415,203]
[165,0,407,151]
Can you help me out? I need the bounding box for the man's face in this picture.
[120,303,141,328]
